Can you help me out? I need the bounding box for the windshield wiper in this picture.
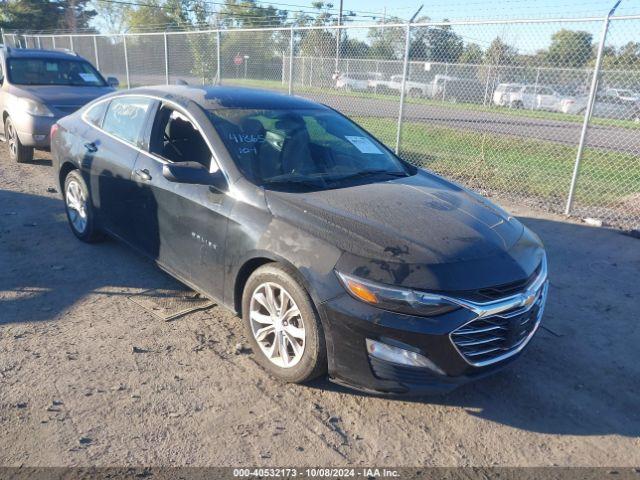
[328,169,409,183]
[262,176,327,189]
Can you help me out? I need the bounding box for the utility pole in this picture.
[334,0,343,74]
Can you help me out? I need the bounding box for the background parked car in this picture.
[386,74,459,98]
[604,87,639,101]
[367,73,396,94]
[335,72,370,91]
[439,77,486,104]
[508,85,562,111]
[492,82,524,106]
[0,46,118,163]
[560,91,640,121]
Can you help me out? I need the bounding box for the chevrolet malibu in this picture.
[51,85,548,395]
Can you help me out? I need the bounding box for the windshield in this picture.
[207,108,412,190]
[7,58,107,86]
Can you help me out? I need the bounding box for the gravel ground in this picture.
[0,145,639,467]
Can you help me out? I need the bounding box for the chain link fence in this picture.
[3,15,640,231]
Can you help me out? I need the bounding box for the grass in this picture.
[352,116,640,208]
[222,77,640,131]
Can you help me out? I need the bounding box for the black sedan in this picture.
[51,85,548,395]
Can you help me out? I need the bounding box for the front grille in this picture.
[473,263,542,301]
[450,283,547,367]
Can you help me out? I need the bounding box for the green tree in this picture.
[0,0,96,32]
[340,37,369,58]
[485,37,517,65]
[411,22,463,63]
[124,0,174,32]
[218,0,288,80]
[294,2,339,58]
[366,17,405,60]
[459,43,484,64]
[545,29,593,68]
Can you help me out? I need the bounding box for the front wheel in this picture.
[63,170,102,243]
[242,263,326,383]
[5,117,33,163]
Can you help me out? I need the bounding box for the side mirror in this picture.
[107,76,120,88]
[162,161,228,191]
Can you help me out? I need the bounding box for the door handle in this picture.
[84,142,98,153]
[134,168,152,181]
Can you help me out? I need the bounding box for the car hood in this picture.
[265,171,544,291]
[10,85,115,108]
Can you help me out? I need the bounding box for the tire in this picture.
[63,170,103,243]
[242,263,327,383]
[5,117,33,164]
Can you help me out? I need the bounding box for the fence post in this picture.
[216,30,221,84]
[281,51,286,85]
[532,67,540,110]
[483,65,491,106]
[123,34,131,89]
[442,63,449,101]
[288,27,294,95]
[52,36,56,49]
[69,35,74,51]
[395,23,411,154]
[163,33,169,84]
[37,36,41,49]
[564,4,618,216]
[0,28,5,46]
[93,35,100,70]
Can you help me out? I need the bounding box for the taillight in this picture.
[50,123,59,140]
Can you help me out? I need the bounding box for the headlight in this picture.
[15,97,54,117]
[336,271,459,317]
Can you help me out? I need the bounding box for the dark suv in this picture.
[0,46,118,163]
[51,85,548,395]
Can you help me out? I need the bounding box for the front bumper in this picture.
[320,275,548,396]
[12,112,58,148]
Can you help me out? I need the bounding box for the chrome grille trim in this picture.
[449,257,548,368]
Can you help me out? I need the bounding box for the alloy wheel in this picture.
[6,122,17,158]
[65,179,88,234]
[249,282,306,368]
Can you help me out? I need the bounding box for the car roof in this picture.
[121,85,328,111]
[2,47,83,61]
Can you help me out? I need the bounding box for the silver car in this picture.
[0,47,118,163]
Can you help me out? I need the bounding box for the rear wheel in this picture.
[63,170,102,243]
[5,117,33,164]
[242,263,326,383]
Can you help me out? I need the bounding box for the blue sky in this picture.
[343,0,638,23]
[339,0,639,53]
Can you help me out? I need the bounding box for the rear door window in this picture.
[101,96,154,146]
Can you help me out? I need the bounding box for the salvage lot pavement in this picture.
[1,144,639,467]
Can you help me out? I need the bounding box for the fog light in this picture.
[33,134,47,141]
[366,339,445,374]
